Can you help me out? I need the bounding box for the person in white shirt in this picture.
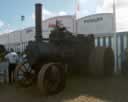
[5,48,18,84]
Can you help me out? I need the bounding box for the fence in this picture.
[95,32,128,73]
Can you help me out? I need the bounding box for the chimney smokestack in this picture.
[35,3,43,41]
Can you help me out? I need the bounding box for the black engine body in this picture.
[26,26,94,74]
[25,3,95,74]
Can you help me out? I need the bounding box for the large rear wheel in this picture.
[89,47,114,76]
[37,63,66,95]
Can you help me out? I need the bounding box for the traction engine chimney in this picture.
[35,3,43,41]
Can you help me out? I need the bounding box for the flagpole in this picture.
[75,0,79,35]
[113,0,118,73]
[20,15,25,52]
[73,0,76,34]
[73,0,77,35]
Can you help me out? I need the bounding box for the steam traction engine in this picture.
[14,3,114,95]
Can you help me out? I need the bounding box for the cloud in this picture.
[58,11,67,16]
[0,20,4,28]
[76,0,99,18]
[0,29,14,35]
[32,0,94,20]
[32,8,69,21]
[96,0,113,13]
[43,9,54,19]
[75,0,90,18]
[32,0,128,32]
[0,23,15,35]
[96,0,128,32]
[43,9,68,19]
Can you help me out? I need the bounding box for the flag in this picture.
[76,0,80,11]
[75,0,80,19]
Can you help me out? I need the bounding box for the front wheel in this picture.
[14,62,35,87]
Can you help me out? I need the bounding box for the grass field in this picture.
[0,75,128,102]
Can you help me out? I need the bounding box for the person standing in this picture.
[5,48,18,84]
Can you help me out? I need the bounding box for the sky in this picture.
[0,0,128,34]
[97,0,128,32]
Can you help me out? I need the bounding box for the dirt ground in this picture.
[0,75,128,102]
